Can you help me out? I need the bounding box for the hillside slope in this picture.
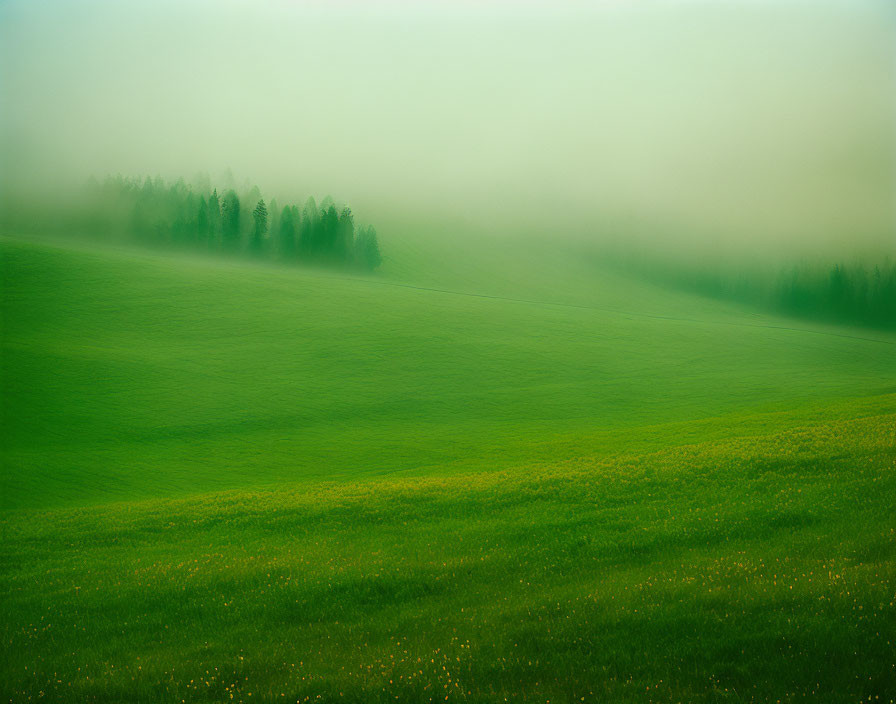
[2,405,894,702]
[2,235,894,509]
[2,235,895,702]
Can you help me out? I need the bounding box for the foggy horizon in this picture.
[2,0,895,258]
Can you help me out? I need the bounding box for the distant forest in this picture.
[51,175,382,271]
[608,251,896,330]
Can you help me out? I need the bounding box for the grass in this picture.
[2,236,894,509]
[1,235,895,702]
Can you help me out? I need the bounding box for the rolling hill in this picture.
[1,234,894,702]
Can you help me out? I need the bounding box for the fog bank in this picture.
[2,0,894,258]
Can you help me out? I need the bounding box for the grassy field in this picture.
[2,235,895,702]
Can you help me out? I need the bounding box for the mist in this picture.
[2,0,894,258]
[4,4,896,698]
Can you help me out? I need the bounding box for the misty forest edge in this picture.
[10,175,384,272]
[2,173,895,329]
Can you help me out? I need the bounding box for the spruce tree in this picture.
[207,189,221,249]
[251,199,268,255]
[278,205,295,259]
[355,225,382,270]
[300,197,319,257]
[221,190,241,250]
[336,207,355,262]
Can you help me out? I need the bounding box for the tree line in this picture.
[79,175,382,270]
[604,250,896,330]
[775,261,895,329]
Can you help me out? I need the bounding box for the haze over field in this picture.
[2,0,895,257]
[2,2,896,702]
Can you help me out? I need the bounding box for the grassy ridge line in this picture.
[2,408,894,702]
[9,232,895,344]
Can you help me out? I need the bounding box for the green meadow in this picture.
[1,235,895,702]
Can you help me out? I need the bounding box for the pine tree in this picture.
[268,198,280,242]
[207,189,221,249]
[300,197,319,257]
[354,225,382,270]
[221,190,241,250]
[197,196,209,247]
[251,199,268,255]
[336,207,355,262]
[278,205,296,259]
[319,205,339,260]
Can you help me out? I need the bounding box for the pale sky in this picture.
[2,0,894,255]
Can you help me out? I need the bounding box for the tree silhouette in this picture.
[63,174,383,271]
[221,190,241,250]
[251,199,268,255]
[207,189,221,248]
[355,225,381,270]
[278,205,296,259]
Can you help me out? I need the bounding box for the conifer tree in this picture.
[251,199,268,255]
[300,196,319,257]
[197,196,209,247]
[278,205,296,259]
[355,225,382,270]
[319,204,339,259]
[207,189,221,249]
[221,190,241,250]
[337,207,355,261]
